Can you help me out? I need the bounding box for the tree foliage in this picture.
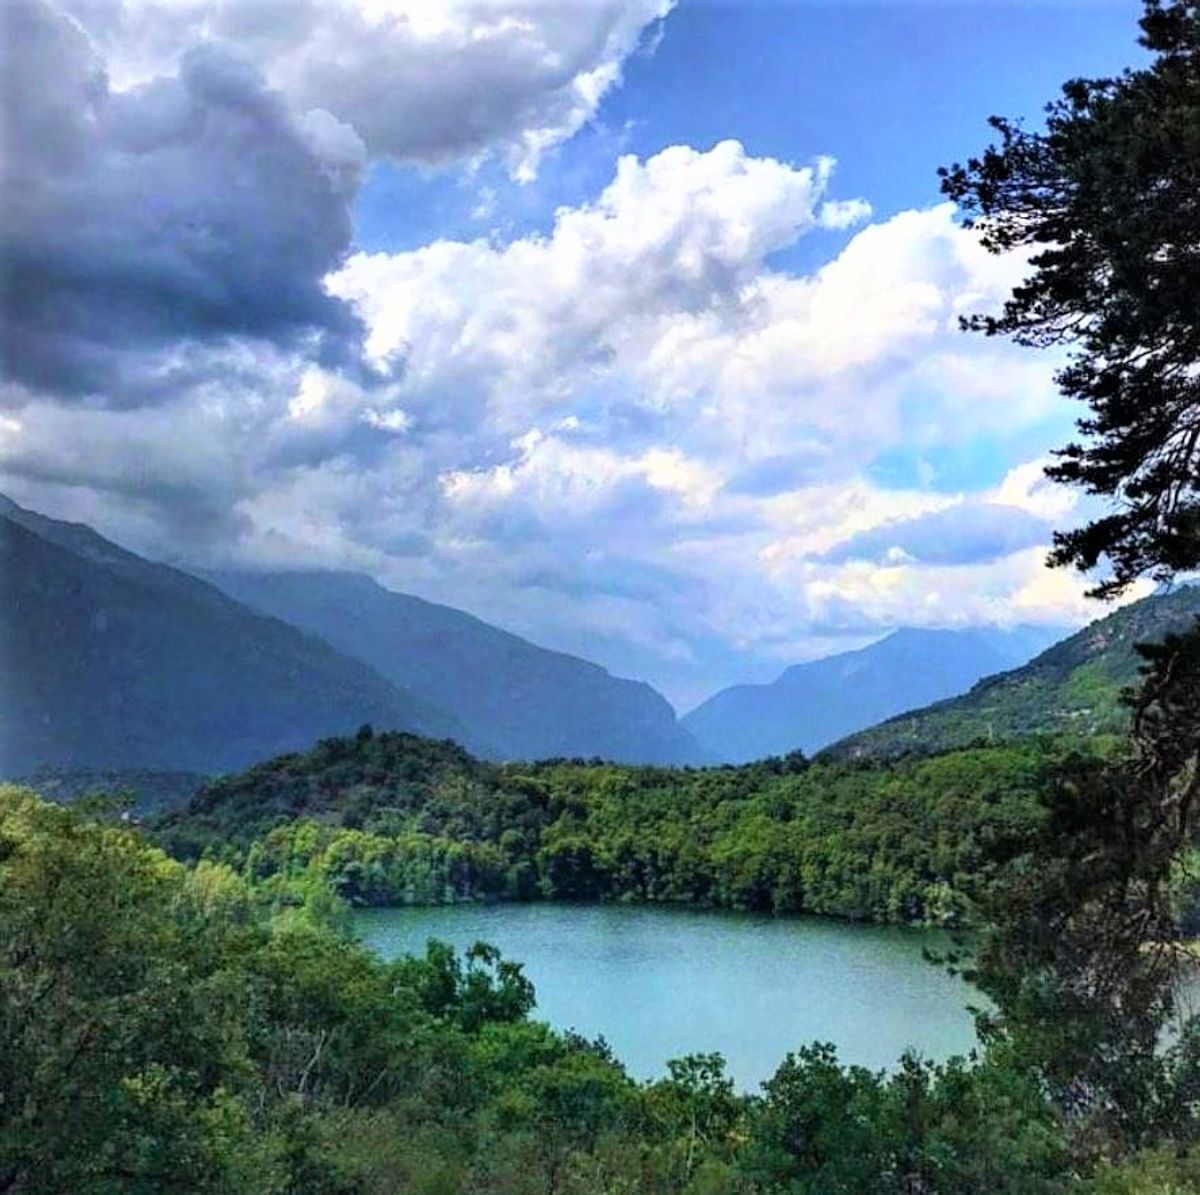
[6,785,1144,1194]
[937,1,1200,1165]
[155,729,1076,928]
[957,623,1200,1158]
[940,0,1200,595]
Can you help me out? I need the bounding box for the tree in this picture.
[0,787,283,1193]
[940,0,1200,1158]
[940,0,1200,596]
[962,633,1200,1151]
[397,940,535,1034]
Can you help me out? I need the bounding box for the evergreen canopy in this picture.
[941,0,1200,596]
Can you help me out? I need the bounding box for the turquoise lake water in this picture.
[354,902,979,1090]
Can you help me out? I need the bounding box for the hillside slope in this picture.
[154,724,1064,927]
[0,499,468,775]
[825,586,1200,761]
[206,568,709,766]
[682,626,1061,762]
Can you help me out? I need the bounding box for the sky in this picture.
[0,0,1153,709]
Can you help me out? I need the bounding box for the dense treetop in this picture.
[156,725,1094,928]
[8,784,1200,1193]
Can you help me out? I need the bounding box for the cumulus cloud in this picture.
[330,165,1056,501]
[1,0,671,405]
[1,101,1111,702]
[61,0,674,180]
[317,145,1099,696]
[331,141,870,443]
[781,549,1103,635]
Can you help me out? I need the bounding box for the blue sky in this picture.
[1,0,1155,706]
[355,1,1144,257]
[350,0,1142,510]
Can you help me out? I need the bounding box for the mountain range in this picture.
[10,490,1197,783]
[203,568,708,766]
[825,584,1200,761]
[0,495,465,776]
[681,626,1063,763]
[0,495,705,774]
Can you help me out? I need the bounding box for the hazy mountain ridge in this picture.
[17,489,1185,780]
[0,495,707,774]
[824,585,1200,761]
[682,626,1063,763]
[0,500,470,775]
[12,767,207,814]
[203,568,710,767]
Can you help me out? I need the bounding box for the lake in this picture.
[354,902,979,1090]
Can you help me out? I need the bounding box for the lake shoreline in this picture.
[352,901,980,1089]
[335,889,970,933]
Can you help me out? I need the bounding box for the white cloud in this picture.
[64,0,674,180]
[330,145,1065,490]
[7,1,1126,705]
[362,408,413,435]
[994,457,1079,523]
[776,548,1110,634]
[332,141,867,437]
[442,430,722,528]
[2,133,1112,703]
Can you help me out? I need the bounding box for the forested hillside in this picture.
[826,585,1200,761]
[11,767,206,814]
[156,726,1096,926]
[13,784,1160,1195]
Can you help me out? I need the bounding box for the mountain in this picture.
[0,497,469,776]
[11,767,206,815]
[203,568,709,766]
[825,585,1200,761]
[681,626,1063,763]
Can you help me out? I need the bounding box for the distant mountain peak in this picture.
[0,498,709,772]
[0,492,141,571]
[683,625,1063,764]
[823,586,1200,762]
[201,567,709,766]
[0,502,468,777]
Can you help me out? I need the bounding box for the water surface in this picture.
[355,902,977,1089]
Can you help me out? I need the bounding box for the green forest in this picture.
[157,728,1109,927]
[6,783,1200,1195]
[7,624,1200,1193]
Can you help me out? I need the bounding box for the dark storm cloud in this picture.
[822,502,1052,566]
[0,0,366,404]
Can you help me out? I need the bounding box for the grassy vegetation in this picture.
[827,587,1200,761]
